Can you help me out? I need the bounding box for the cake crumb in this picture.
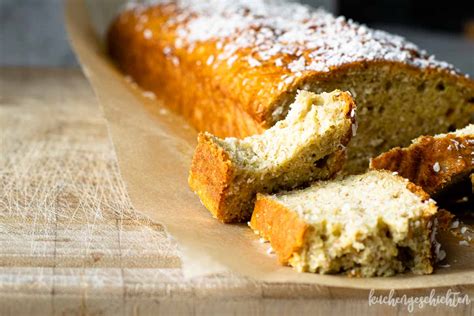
[142,91,156,99]
[266,246,275,254]
[351,122,357,136]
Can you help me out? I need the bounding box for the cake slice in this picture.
[250,170,438,277]
[370,124,473,196]
[188,90,356,223]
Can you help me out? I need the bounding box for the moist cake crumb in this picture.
[189,90,356,222]
[250,170,437,276]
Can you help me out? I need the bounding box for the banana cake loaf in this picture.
[108,0,474,172]
[371,124,474,196]
[249,170,438,277]
[188,90,356,223]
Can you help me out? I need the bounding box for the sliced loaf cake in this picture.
[109,0,474,173]
[189,90,356,223]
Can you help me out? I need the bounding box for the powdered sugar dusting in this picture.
[128,0,459,75]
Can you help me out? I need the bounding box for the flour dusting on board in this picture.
[0,70,179,271]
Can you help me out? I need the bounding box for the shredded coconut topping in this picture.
[127,0,459,75]
[143,28,152,39]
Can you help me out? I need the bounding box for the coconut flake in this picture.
[206,55,215,65]
[247,56,262,67]
[143,28,153,39]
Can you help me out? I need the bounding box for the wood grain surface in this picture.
[0,67,472,315]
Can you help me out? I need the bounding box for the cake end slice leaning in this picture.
[250,170,438,277]
[370,124,474,196]
[188,90,356,223]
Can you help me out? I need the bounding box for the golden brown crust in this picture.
[370,134,474,196]
[107,6,266,138]
[435,209,455,231]
[405,181,432,203]
[250,194,309,264]
[188,133,234,221]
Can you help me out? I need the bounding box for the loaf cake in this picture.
[370,124,474,196]
[250,170,438,276]
[188,90,356,223]
[108,0,474,172]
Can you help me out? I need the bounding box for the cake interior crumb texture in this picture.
[189,90,355,222]
[252,170,437,277]
[294,66,474,173]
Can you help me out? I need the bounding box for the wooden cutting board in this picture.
[0,67,472,315]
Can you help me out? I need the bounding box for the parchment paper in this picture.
[64,0,474,289]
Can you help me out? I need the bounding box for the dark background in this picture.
[339,0,474,33]
[0,0,473,74]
